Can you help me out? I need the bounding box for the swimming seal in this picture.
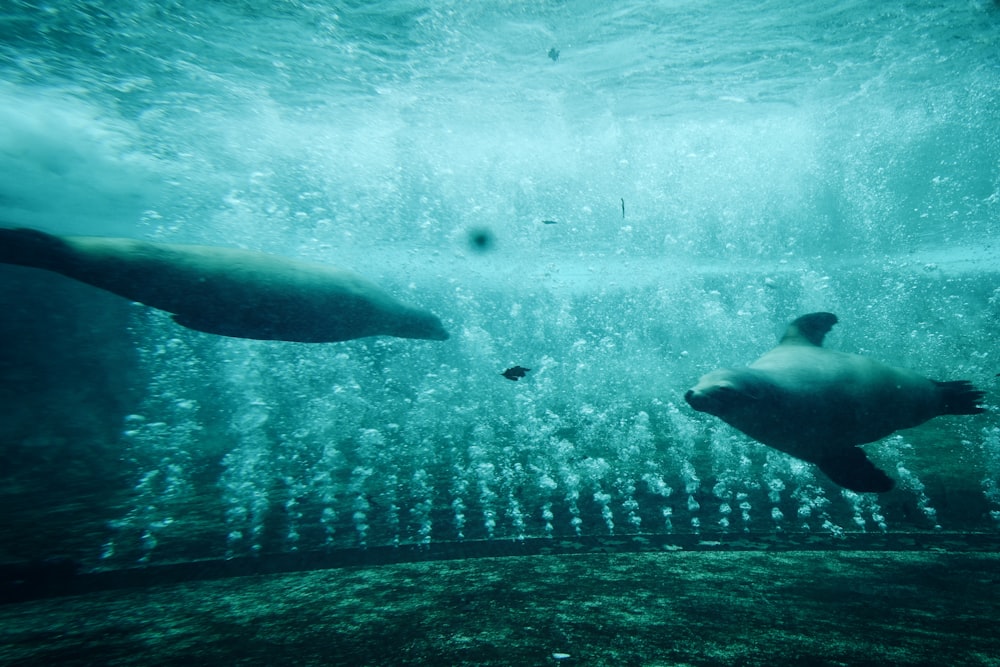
[684,312,984,493]
[0,227,449,343]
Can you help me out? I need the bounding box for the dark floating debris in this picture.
[542,220,558,225]
[501,366,530,381]
[467,227,496,253]
[548,47,560,62]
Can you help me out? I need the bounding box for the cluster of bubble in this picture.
[102,312,201,564]
[980,427,1000,528]
[100,266,998,566]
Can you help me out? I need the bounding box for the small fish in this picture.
[501,366,530,381]
[542,220,558,225]
[621,197,625,219]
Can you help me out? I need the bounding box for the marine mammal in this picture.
[684,312,984,492]
[0,227,449,343]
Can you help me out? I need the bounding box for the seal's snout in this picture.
[685,384,730,415]
[684,388,708,412]
[427,316,450,341]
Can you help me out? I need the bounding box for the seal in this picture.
[684,312,984,492]
[0,227,449,343]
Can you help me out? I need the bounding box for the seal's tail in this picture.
[934,380,986,415]
[0,227,71,271]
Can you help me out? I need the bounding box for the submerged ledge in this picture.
[5,531,1000,604]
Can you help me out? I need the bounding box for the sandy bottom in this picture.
[1,548,998,666]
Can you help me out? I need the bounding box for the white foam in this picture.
[0,83,165,234]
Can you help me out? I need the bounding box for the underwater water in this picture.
[1,0,1000,664]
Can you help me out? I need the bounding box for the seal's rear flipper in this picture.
[0,227,71,271]
[815,447,894,493]
[933,380,985,415]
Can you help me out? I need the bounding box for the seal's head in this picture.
[684,368,765,419]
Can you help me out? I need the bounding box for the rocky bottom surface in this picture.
[1,550,997,666]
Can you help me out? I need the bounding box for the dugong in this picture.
[684,312,984,492]
[0,227,449,343]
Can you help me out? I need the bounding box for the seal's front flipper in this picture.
[778,312,838,347]
[815,447,894,493]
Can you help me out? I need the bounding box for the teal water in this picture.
[1,3,1000,658]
